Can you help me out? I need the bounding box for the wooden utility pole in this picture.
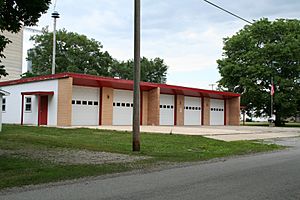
[132,0,141,151]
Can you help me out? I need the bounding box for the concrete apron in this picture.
[66,125,300,142]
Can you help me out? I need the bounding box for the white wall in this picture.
[1,80,58,125]
[1,30,23,81]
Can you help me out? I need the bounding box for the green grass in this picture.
[0,124,282,189]
[241,122,300,127]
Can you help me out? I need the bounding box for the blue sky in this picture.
[23,0,300,89]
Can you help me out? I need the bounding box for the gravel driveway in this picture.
[0,148,150,165]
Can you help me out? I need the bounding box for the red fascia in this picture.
[0,72,240,98]
[21,91,54,96]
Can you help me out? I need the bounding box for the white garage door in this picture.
[184,96,201,125]
[72,86,99,126]
[113,89,133,125]
[160,94,174,125]
[210,99,225,125]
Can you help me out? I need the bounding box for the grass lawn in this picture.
[241,122,300,127]
[0,124,282,190]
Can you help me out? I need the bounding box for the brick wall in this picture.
[147,88,160,125]
[225,99,230,125]
[227,97,240,126]
[203,97,210,125]
[176,95,184,126]
[57,77,73,126]
[142,91,149,125]
[101,87,113,125]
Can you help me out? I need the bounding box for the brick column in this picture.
[101,87,113,125]
[203,97,210,125]
[142,91,149,125]
[228,97,240,126]
[225,99,230,125]
[147,87,160,125]
[57,77,73,126]
[176,95,184,126]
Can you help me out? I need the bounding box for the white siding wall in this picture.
[1,80,58,125]
[72,86,99,126]
[1,30,23,81]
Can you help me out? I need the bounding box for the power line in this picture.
[24,27,43,33]
[203,0,253,24]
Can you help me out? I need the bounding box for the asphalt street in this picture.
[1,137,300,200]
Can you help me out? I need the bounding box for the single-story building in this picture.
[0,73,240,126]
[0,89,10,131]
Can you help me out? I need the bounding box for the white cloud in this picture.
[22,0,300,88]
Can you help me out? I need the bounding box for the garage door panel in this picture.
[184,96,201,125]
[210,99,224,125]
[113,90,133,125]
[160,94,174,125]
[72,86,99,126]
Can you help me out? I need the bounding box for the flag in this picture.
[271,84,275,96]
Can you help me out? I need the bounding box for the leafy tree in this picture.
[28,29,169,83]
[28,29,114,76]
[0,0,51,77]
[217,18,300,126]
[111,57,168,83]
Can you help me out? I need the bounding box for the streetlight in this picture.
[51,11,60,74]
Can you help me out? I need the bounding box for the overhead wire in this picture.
[203,0,253,24]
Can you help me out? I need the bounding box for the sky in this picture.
[23,0,300,89]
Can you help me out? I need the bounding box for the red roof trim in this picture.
[21,91,54,96]
[0,73,70,87]
[0,72,240,97]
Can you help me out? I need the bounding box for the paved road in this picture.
[1,137,300,200]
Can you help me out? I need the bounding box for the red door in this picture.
[38,96,48,125]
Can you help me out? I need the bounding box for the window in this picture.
[72,100,75,104]
[2,97,6,112]
[94,101,98,106]
[76,100,81,105]
[82,101,87,105]
[25,97,32,112]
[88,101,93,105]
[126,103,130,107]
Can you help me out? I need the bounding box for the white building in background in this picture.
[1,29,23,81]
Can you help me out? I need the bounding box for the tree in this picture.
[111,57,168,83]
[28,29,114,76]
[28,28,168,83]
[0,0,51,77]
[217,18,300,126]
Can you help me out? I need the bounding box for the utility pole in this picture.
[132,0,141,151]
[51,11,60,74]
[209,83,215,90]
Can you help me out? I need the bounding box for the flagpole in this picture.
[271,77,273,118]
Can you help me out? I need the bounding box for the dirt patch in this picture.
[0,148,150,165]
